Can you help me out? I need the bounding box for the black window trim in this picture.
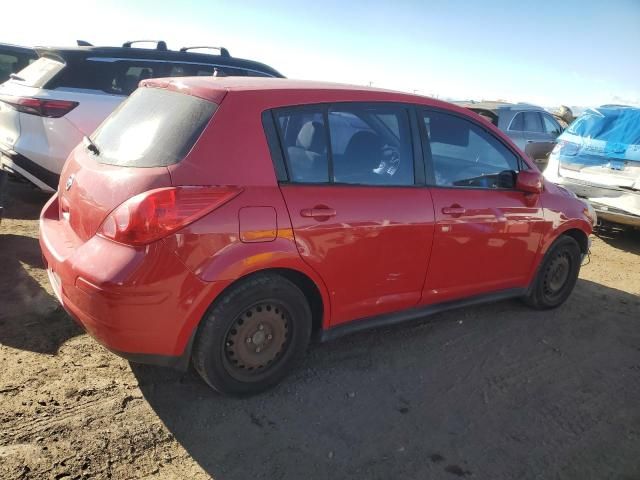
[269,101,424,188]
[419,106,531,191]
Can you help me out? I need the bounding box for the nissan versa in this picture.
[40,78,595,395]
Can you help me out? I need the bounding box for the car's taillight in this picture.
[0,95,78,118]
[552,140,579,156]
[97,186,242,246]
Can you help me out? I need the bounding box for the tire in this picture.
[193,273,312,396]
[524,236,582,310]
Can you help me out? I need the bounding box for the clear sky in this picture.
[4,0,639,107]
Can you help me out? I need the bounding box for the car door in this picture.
[274,103,435,326]
[538,112,563,168]
[522,111,555,166]
[419,108,545,305]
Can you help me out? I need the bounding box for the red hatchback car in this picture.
[40,78,594,395]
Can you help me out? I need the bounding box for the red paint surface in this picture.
[40,78,593,359]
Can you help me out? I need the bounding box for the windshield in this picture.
[567,107,640,145]
[91,88,217,167]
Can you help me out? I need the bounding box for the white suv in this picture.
[0,40,283,193]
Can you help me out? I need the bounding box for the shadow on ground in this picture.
[0,233,83,354]
[1,177,52,221]
[596,226,640,255]
[133,279,640,480]
[0,179,82,354]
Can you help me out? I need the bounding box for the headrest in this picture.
[296,121,326,154]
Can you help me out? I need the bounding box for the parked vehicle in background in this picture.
[40,78,594,395]
[0,40,283,192]
[544,105,640,229]
[0,43,37,221]
[458,101,564,169]
[0,43,37,83]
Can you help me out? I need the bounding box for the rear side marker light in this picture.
[98,186,242,246]
[0,95,79,118]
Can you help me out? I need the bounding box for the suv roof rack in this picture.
[122,40,168,51]
[179,46,230,57]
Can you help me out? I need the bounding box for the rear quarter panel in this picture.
[165,94,333,328]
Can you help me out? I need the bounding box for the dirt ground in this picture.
[1,179,639,480]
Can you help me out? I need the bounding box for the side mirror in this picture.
[516,170,543,194]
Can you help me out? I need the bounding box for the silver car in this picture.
[458,101,563,169]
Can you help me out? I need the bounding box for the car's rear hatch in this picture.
[57,86,219,242]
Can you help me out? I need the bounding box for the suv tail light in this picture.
[0,95,79,118]
[98,186,242,246]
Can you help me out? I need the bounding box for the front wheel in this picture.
[193,273,312,396]
[524,236,582,309]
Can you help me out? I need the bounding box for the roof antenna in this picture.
[77,40,93,46]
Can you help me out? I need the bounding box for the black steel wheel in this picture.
[193,273,312,395]
[524,235,582,309]
[223,302,292,381]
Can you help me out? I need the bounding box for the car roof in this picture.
[0,43,37,55]
[35,45,283,77]
[141,76,464,111]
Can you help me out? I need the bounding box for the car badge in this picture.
[65,174,75,191]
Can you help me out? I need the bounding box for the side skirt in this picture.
[319,288,527,343]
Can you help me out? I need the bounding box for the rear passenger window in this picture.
[167,63,248,77]
[423,110,520,189]
[275,108,329,183]
[329,106,413,185]
[523,112,543,132]
[274,104,414,186]
[509,112,524,131]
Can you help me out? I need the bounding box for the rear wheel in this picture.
[524,236,581,309]
[193,273,312,395]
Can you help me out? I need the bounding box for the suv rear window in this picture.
[91,88,216,167]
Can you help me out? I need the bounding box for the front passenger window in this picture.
[423,110,520,189]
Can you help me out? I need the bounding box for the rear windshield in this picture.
[8,56,64,87]
[91,88,217,167]
[567,108,640,145]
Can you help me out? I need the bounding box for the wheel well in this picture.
[272,268,324,334]
[214,268,325,335]
[562,228,589,254]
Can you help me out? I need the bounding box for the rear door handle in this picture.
[442,206,466,216]
[300,207,337,218]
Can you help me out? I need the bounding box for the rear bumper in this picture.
[39,194,227,368]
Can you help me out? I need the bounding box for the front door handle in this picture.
[442,205,466,216]
[301,207,337,218]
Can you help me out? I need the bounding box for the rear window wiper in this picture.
[9,73,25,82]
[83,136,100,155]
